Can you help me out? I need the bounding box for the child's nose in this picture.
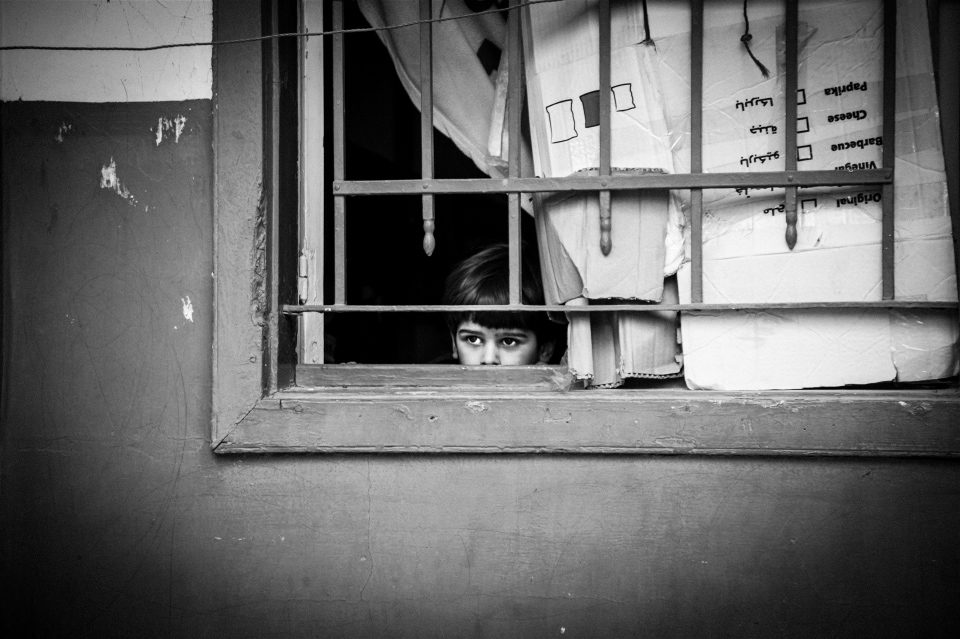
[481,343,500,365]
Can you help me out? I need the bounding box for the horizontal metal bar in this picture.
[283,301,958,314]
[333,169,893,195]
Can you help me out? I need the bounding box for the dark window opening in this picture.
[312,1,541,364]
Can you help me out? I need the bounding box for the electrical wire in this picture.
[740,0,771,78]
[0,0,561,52]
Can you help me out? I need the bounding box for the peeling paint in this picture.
[543,409,572,424]
[654,436,700,449]
[756,399,786,409]
[547,368,575,392]
[174,114,186,142]
[465,401,488,413]
[100,158,118,190]
[906,402,932,417]
[155,114,188,145]
[182,296,194,322]
[251,176,267,327]
[99,157,138,205]
[54,122,72,143]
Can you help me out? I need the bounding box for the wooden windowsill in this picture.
[214,384,960,456]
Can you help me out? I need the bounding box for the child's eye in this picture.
[500,337,520,348]
[464,335,483,345]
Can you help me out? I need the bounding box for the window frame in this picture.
[212,0,960,456]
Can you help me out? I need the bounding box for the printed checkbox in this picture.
[801,198,818,212]
[797,88,807,105]
[546,100,578,143]
[797,145,813,162]
[579,91,600,128]
[797,116,810,133]
[612,83,636,112]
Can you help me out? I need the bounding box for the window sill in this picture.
[214,384,960,456]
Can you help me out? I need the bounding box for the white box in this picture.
[523,0,956,389]
[674,0,957,389]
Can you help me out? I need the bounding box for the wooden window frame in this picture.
[212,0,960,455]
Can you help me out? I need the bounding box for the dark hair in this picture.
[443,244,554,341]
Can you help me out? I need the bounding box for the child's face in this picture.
[452,321,552,366]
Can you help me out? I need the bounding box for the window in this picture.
[212,0,960,454]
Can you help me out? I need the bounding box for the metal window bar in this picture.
[785,0,799,251]
[508,0,523,304]
[299,0,957,317]
[332,0,347,306]
[881,0,897,300]
[690,0,705,303]
[420,0,436,257]
[265,0,282,392]
[598,0,613,256]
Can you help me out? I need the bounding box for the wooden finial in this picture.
[422,215,436,256]
[599,191,612,256]
[785,204,798,250]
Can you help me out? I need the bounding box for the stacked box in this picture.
[674,0,957,389]
[523,0,956,389]
[523,1,686,386]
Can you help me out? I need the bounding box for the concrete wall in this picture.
[3,2,959,637]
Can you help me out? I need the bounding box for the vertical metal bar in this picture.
[332,0,347,305]
[784,0,799,250]
[881,0,897,300]
[300,0,324,364]
[420,0,436,256]
[938,1,960,315]
[690,0,704,303]
[508,0,522,305]
[598,0,613,256]
[264,0,281,392]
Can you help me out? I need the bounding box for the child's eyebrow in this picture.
[493,329,531,338]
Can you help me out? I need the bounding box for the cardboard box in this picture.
[537,181,671,303]
[523,1,687,385]
[564,278,683,387]
[538,187,684,385]
[523,0,956,389]
[673,0,957,389]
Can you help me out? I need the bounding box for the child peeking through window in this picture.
[443,244,563,366]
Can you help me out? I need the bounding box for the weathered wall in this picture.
[0,0,211,102]
[3,2,960,637]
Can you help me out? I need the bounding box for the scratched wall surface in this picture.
[0,0,212,102]
[3,1,960,638]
